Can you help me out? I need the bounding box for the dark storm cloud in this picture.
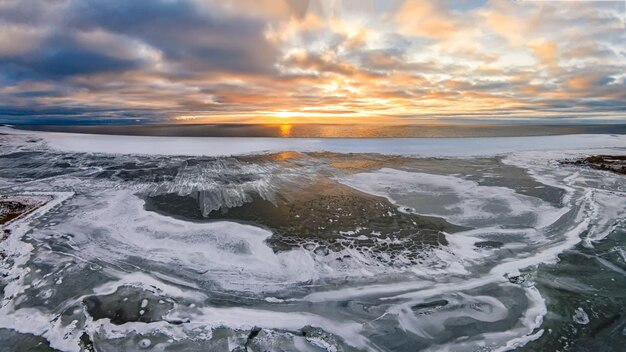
[66,0,280,75]
[0,105,166,124]
[1,36,141,79]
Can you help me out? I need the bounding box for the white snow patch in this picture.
[573,307,590,325]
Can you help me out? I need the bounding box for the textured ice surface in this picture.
[338,168,562,228]
[0,128,625,351]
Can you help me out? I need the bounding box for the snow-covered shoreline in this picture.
[2,125,625,157]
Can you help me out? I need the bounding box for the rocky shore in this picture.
[0,196,48,253]
[0,196,48,226]
[561,155,626,175]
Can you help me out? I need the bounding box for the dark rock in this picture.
[561,155,626,175]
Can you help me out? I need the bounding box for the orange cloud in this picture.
[484,10,526,45]
[528,39,559,71]
[395,0,460,39]
[567,76,596,91]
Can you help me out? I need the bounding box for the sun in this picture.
[274,111,294,119]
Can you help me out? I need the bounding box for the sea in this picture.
[13,122,626,138]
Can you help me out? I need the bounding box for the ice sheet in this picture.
[1,127,625,351]
[2,126,626,157]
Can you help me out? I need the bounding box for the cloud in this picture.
[68,0,281,75]
[528,39,559,70]
[484,8,527,46]
[395,0,461,39]
[0,22,46,57]
[0,0,624,124]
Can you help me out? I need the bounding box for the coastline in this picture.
[2,125,626,158]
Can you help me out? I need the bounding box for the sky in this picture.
[0,0,625,125]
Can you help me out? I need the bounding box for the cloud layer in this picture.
[0,0,625,124]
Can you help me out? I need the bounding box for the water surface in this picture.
[14,123,626,138]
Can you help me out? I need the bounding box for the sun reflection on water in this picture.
[279,123,292,137]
